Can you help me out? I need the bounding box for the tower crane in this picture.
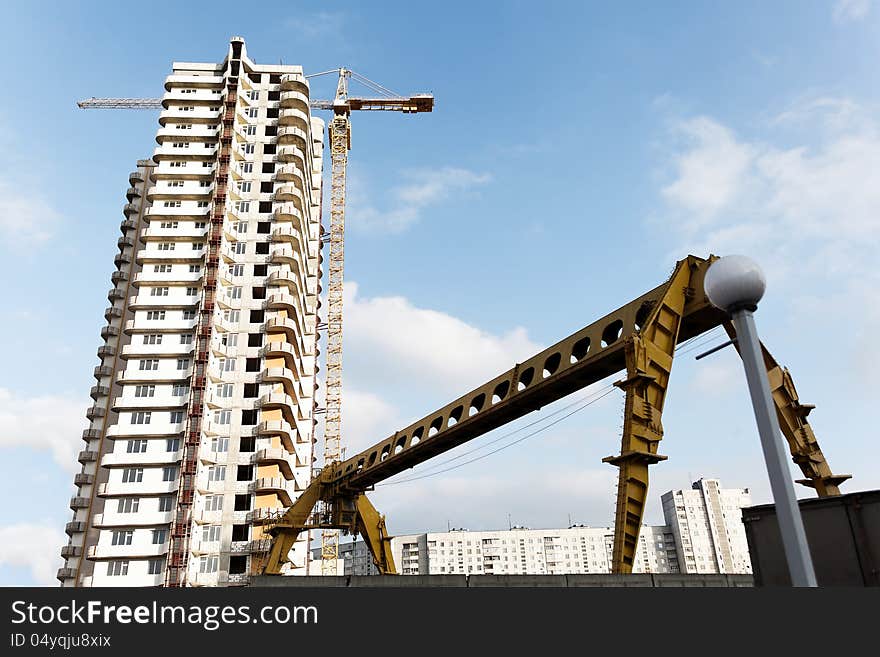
[260,254,850,576]
[78,70,433,576]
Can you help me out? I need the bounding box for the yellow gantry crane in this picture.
[261,254,850,576]
[78,69,433,576]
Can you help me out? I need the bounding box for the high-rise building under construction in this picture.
[58,37,324,587]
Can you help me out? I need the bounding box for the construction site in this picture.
[59,36,878,589]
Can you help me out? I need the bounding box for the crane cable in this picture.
[376,326,729,487]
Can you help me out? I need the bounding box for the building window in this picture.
[180,333,193,344]
[117,498,140,513]
[204,495,223,511]
[182,310,196,320]
[162,466,178,482]
[172,384,188,396]
[189,264,201,272]
[159,221,179,228]
[214,410,231,425]
[146,311,166,320]
[158,496,174,512]
[210,436,229,453]
[143,334,162,345]
[107,561,129,576]
[148,558,164,575]
[202,525,221,542]
[216,383,233,397]
[134,384,155,397]
[154,264,172,272]
[208,465,226,482]
[126,439,148,453]
[131,411,152,424]
[111,530,133,546]
[151,286,170,297]
[186,287,198,296]
[166,437,181,452]
[242,162,253,174]
[122,467,144,483]
[138,359,159,371]
[199,555,219,573]
[234,242,247,255]
[176,358,191,371]
[163,200,183,207]
[157,242,175,251]
[231,264,245,277]
[170,411,185,423]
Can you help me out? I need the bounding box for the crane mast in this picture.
[320,69,353,574]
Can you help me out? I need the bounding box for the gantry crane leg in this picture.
[721,323,851,497]
[263,482,323,575]
[355,495,397,575]
[604,261,693,574]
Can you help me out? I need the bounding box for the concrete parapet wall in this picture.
[251,574,754,587]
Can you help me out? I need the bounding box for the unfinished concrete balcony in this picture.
[274,158,308,183]
[97,343,117,358]
[273,183,305,205]
[250,477,293,506]
[78,450,98,464]
[89,385,110,400]
[120,217,137,233]
[65,521,87,535]
[252,448,298,478]
[74,472,95,486]
[278,136,308,158]
[93,365,113,379]
[257,392,297,426]
[60,544,83,558]
[114,252,131,268]
[280,73,309,95]
[85,405,106,421]
[56,567,77,581]
[69,496,90,510]
[129,170,145,186]
[100,325,120,340]
[257,366,300,400]
[255,420,295,452]
[278,106,309,133]
[123,202,141,217]
[246,507,285,525]
[104,306,123,321]
[125,186,141,201]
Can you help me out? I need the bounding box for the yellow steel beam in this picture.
[603,258,693,573]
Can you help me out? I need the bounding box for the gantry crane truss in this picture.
[261,254,850,575]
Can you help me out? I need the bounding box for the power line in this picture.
[378,387,617,486]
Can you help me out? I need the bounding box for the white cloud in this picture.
[0,181,62,244]
[832,0,872,23]
[661,118,754,225]
[284,11,346,40]
[661,101,880,263]
[341,388,402,455]
[0,388,85,473]
[348,167,491,232]
[343,282,540,397]
[0,523,64,585]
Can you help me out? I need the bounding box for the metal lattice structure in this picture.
[320,75,352,572]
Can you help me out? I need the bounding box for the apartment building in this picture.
[311,479,754,576]
[59,37,325,587]
[661,478,753,574]
[312,525,679,576]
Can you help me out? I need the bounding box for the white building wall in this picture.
[60,37,323,587]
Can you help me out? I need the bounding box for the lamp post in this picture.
[703,255,817,587]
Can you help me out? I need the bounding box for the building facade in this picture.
[661,478,753,574]
[312,479,753,576]
[59,37,324,587]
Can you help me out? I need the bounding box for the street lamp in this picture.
[704,255,818,587]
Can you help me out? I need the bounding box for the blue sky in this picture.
[1,0,878,585]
